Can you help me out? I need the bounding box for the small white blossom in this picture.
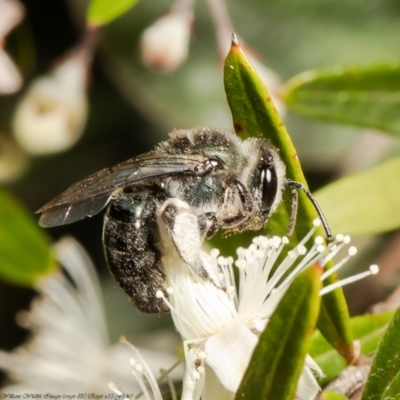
[154,221,378,400]
[13,54,89,155]
[0,0,24,94]
[0,237,178,395]
[140,9,193,72]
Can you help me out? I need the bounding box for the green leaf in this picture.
[380,371,400,399]
[316,156,400,236]
[362,308,400,400]
[223,37,354,361]
[281,64,400,135]
[87,0,138,27]
[0,188,56,286]
[235,265,322,400]
[321,392,349,400]
[310,312,393,385]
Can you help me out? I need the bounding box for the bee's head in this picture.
[243,139,286,231]
[247,139,332,239]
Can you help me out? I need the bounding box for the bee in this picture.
[38,128,331,313]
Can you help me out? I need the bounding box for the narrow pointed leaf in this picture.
[223,37,354,361]
[316,157,400,236]
[87,0,138,27]
[310,312,393,385]
[380,371,400,399]
[362,308,400,400]
[281,64,400,135]
[0,189,56,286]
[235,265,322,400]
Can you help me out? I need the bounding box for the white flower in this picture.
[140,6,193,72]
[155,221,378,400]
[0,0,24,94]
[12,54,89,155]
[0,236,178,395]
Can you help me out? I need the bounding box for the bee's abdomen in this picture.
[103,189,168,313]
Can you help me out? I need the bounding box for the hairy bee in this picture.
[38,128,330,313]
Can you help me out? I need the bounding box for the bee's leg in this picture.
[220,179,255,236]
[158,199,221,286]
[199,212,220,239]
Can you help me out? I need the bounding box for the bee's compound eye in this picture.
[261,166,278,210]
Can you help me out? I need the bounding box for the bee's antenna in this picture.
[285,179,332,240]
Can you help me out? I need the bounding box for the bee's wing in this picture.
[37,152,209,227]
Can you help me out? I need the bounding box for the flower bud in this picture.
[140,12,192,72]
[0,49,22,94]
[0,0,25,94]
[13,55,88,155]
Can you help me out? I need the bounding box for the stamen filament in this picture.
[121,337,163,400]
[108,383,131,400]
[320,247,357,281]
[320,265,379,296]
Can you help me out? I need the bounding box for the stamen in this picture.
[132,368,153,400]
[296,245,307,255]
[160,368,178,400]
[198,351,206,359]
[108,383,131,400]
[314,236,324,245]
[210,248,220,259]
[335,233,344,242]
[313,218,322,227]
[320,265,380,296]
[349,246,357,256]
[120,337,163,400]
[343,235,351,244]
[320,246,357,281]
[321,234,351,266]
[297,221,319,248]
[135,364,144,372]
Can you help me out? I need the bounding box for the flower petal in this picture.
[0,48,22,94]
[204,323,257,393]
[296,366,320,400]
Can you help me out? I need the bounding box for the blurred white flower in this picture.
[109,337,178,400]
[155,221,378,400]
[0,133,28,183]
[0,0,24,94]
[0,236,178,395]
[13,55,89,155]
[140,1,194,72]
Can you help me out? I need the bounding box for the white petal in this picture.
[201,365,235,400]
[0,48,22,94]
[13,56,88,154]
[305,353,324,377]
[296,366,320,400]
[0,0,24,37]
[140,12,191,72]
[204,324,257,393]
